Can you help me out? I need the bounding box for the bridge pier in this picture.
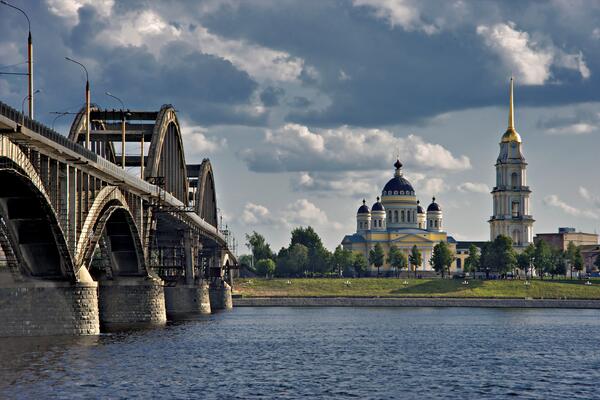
[209,280,233,311]
[98,277,166,331]
[0,279,99,337]
[164,281,211,319]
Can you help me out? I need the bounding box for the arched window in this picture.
[388,211,392,220]
[429,220,432,228]
[401,210,405,222]
[511,172,518,187]
[394,210,398,223]
[434,220,438,228]
[457,258,462,269]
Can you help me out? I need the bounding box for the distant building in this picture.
[534,228,599,251]
[489,78,534,248]
[341,160,458,276]
[581,244,600,273]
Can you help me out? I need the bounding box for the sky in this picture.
[1,0,600,253]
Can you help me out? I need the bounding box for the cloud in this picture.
[292,171,383,197]
[579,186,600,208]
[240,124,470,173]
[260,86,285,107]
[353,0,438,34]
[457,182,490,194]
[546,123,596,135]
[239,199,341,229]
[477,22,590,85]
[181,125,226,154]
[538,107,600,135]
[46,0,114,22]
[544,195,599,219]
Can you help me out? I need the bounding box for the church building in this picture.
[489,77,534,248]
[341,159,457,276]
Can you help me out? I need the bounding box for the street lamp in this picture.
[65,57,90,150]
[1,1,33,119]
[105,92,127,169]
[51,111,71,130]
[21,89,39,123]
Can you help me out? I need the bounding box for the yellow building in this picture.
[342,160,458,276]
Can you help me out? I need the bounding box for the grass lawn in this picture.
[233,278,600,299]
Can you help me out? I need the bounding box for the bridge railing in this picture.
[0,100,98,162]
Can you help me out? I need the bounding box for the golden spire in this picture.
[508,76,514,130]
[501,76,522,143]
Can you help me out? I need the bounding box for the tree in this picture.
[516,244,535,279]
[491,235,516,275]
[566,241,578,279]
[332,245,354,277]
[594,254,600,272]
[369,243,385,277]
[290,226,331,275]
[480,242,493,278]
[245,231,275,265]
[550,247,567,278]
[534,240,552,280]
[387,245,407,278]
[464,244,480,276]
[430,241,454,278]
[276,243,309,277]
[574,247,584,278]
[408,245,422,279]
[353,253,368,277]
[255,259,276,278]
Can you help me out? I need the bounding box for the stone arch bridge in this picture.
[0,101,236,336]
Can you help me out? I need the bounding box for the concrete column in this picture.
[183,230,194,285]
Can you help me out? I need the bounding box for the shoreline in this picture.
[233,296,600,309]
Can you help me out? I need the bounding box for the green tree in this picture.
[245,231,275,265]
[549,247,567,278]
[429,241,454,278]
[290,226,331,275]
[566,241,577,279]
[408,245,422,279]
[276,243,309,277]
[479,242,493,278]
[353,253,368,277]
[491,235,516,275]
[387,245,407,278]
[534,240,552,280]
[332,245,354,277]
[515,244,535,279]
[369,243,385,277]
[464,244,480,276]
[255,258,276,278]
[574,247,584,278]
[594,254,600,272]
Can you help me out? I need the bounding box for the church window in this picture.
[511,172,518,187]
[456,259,462,269]
[429,220,432,228]
[512,201,519,218]
[388,211,392,220]
[394,191,398,195]
[434,220,438,228]
[394,210,398,222]
[401,210,405,222]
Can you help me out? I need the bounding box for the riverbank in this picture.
[234,296,600,308]
[233,277,600,299]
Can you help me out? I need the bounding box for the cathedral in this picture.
[342,78,534,276]
[341,159,456,276]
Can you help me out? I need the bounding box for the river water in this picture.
[1,307,599,399]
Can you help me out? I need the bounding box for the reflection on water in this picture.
[1,308,599,399]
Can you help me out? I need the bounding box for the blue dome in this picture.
[417,200,424,214]
[427,197,441,212]
[357,199,370,214]
[382,176,415,196]
[372,197,385,212]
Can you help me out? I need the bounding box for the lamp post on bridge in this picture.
[1,1,33,119]
[65,57,91,150]
[21,90,39,124]
[105,92,127,169]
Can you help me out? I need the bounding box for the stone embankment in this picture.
[234,297,600,308]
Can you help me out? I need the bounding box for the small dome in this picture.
[372,197,385,212]
[357,199,370,214]
[417,200,424,214]
[427,197,441,212]
[501,127,522,143]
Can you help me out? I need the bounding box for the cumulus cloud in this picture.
[538,108,600,136]
[477,22,590,85]
[457,182,490,194]
[579,186,600,208]
[292,171,383,197]
[181,125,226,154]
[353,0,438,34]
[546,123,596,135]
[240,124,470,173]
[46,0,114,22]
[544,194,599,219]
[239,199,341,229]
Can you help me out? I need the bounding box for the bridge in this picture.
[0,100,237,336]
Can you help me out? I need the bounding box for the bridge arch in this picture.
[77,186,148,279]
[0,141,74,280]
[68,105,117,161]
[195,159,218,227]
[146,105,188,204]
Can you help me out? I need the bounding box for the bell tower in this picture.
[489,77,534,248]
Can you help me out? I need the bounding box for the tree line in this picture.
[240,228,599,279]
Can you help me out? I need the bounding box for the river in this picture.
[1,307,599,399]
